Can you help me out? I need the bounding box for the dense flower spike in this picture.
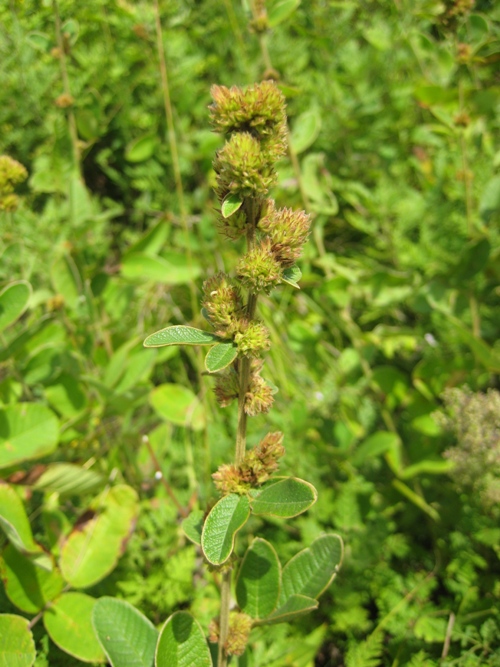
[0,155,28,211]
[202,273,244,338]
[237,237,283,294]
[234,320,271,356]
[213,359,274,416]
[258,202,311,267]
[210,81,287,153]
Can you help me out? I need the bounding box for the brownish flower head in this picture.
[259,202,311,267]
[214,368,240,408]
[237,237,283,294]
[55,93,74,108]
[225,612,253,657]
[234,320,271,357]
[245,359,274,416]
[202,273,244,337]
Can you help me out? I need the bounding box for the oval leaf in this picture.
[262,594,318,625]
[268,0,300,27]
[0,281,31,332]
[150,383,206,431]
[279,534,343,606]
[205,343,238,373]
[221,194,243,219]
[235,538,281,619]
[0,403,59,470]
[290,109,321,154]
[144,326,219,348]
[282,266,302,289]
[43,592,105,663]
[122,252,200,285]
[60,485,139,588]
[1,544,64,613]
[181,510,204,546]
[93,597,158,667]
[0,614,36,667]
[125,134,156,163]
[33,463,104,497]
[201,494,250,565]
[0,483,42,555]
[155,611,212,667]
[250,477,317,518]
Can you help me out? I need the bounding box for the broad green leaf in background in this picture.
[290,109,321,154]
[205,343,238,373]
[267,0,300,27]
[60,484,139,588]
[201,494,250,565]
[221,194,243,218]
[125,134,157,163]
[250,477,317,518]
[43,592,105,663]
[0,483,43,555]
[50,256,81,310]
[121,252,201,284]
[0,614,36,667]
[282,266,302,289]
[236,538,281,619]
[45,373,88,418]
[144,326,219,348]
[352,431,401,466]
[33,463,105,497]
[279,534,343,605]
[0,281,31,332]
[479,174,500,221]
[92,597,158,667]
[155,611,212,667]
[150,383,206,431]
[0,544,64,613]
[0,403,59,469]
[181,510,204,546]
[261,595,318,626]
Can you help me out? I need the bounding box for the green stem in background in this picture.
[52,0,81,175]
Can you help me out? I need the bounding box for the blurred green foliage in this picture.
[1,0,500,664]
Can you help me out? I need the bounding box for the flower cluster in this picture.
[213,431,285,495]
[0,155,28,212]
[214,359,274,416]
[209,612,253,657]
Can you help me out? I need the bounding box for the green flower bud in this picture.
[210,81,287,156]
[234,320,271,356]
[202,273,244,338]
[237,238,283,294]
[258,202,311,267]
[0,155,28,211]
[214,132,276,201]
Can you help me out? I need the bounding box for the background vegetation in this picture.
[1,0,500,665]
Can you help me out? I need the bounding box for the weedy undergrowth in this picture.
[134,81,344,666]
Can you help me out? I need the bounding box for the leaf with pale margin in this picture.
[282,266,302,289]
[0,614,36,667]
[181,510,204,546]
[0,281,32,333]
[221,194,243,218]
[201,494,250,565]
[0,483,43,555]
[156,611,212,667]
[43,592,105,664]
[236,538,281,619]
[250,477,317,518]
[260,595,318,625]
[205,343,238,373]
[0,403,59,470]
[144,326,219,348]
[93,597,158,667]
[279,534,343,606]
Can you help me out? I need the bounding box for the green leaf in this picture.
[399,459,455,480]
[201,494,250,565]
[204,343,238,373]
[122,252,200,284]
[150,383,206,431]
[290,109,321,154]
[279,534,343,605]
[92,597,158,667]
[0,483,42,555]
[479,174,500,221]
[155,611,212,667]
[1,544,64,613]
[268,0,300,27]
[262,595,318,625]
[221,194,243,218]
[43,592,105,664]
[60,485,139,588]
[0,614,36,667]
[144,326,219,348]
[181,510,204,546]
[282,266,302,289]
[0,281,31,333]
[125,134,157,163]
[51,256,81,310]
[352,431,401,466]
[236,538,281,619]
[33,463,105,497]
[0,403,59,469]
[251,477,317,518]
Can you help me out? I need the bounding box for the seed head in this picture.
[259,202,311,267]
[234,320,271,356]
[237,237,283,294]
[202,273,244,337]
